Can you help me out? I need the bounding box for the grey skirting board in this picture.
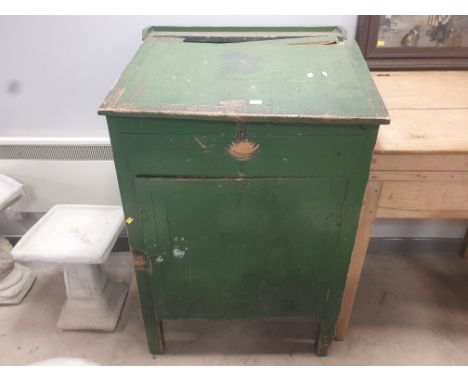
[4,236,465,255]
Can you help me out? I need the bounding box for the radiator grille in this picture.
[0,144,113,161]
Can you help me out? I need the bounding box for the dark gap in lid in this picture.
[288,41,337,46]
[182,36,310,44]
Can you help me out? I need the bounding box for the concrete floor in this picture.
[2,251,468,365]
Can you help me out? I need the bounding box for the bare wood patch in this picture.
[227,139,260,161]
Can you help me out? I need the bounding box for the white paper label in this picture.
[249,99,262,105]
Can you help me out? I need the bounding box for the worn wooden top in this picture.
[373,71,468,154]
[99,27,389,125]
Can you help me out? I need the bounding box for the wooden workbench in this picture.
[336,71,468,340]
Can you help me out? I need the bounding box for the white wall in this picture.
[0,15,357,137]
[0,16,466,238]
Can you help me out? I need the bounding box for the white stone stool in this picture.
[0,174,35,305]
[12,205,127,331]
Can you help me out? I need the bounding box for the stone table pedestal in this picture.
[0,236,35,304]
[0,173,36,305]
[12,204,127,331]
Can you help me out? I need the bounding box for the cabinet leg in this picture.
[151,320,165,355]
[133,252,165,354]
[460,226,468,258]
[315,322,331,356]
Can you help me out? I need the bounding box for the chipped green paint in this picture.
[101,27,388,356]
[99,27,389,125]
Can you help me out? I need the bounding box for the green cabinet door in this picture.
[135,176,348,320]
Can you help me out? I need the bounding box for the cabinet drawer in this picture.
[118,132,368,177]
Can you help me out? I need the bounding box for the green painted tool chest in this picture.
[99,26,390,355]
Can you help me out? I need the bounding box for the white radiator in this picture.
[0,137,122,212]
[0,137,466,239]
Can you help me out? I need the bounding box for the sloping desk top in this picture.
[99,27,389,125]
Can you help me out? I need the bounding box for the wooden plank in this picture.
[377,208,468,219]
[371,71,468,155]
[376,207,468,220]
[376,180,468,219]
[371,153,468,172]
[369,171,468,182]
[372,71,468,110]
[374,109,468,154]
[335,181,382,340]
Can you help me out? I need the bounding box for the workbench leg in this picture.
[461,226,468,258]
[335,181,382,341]
[133,252,165,354]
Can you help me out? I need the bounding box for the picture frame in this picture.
[356,15,468,70]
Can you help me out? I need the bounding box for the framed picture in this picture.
[356,15,468,69]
